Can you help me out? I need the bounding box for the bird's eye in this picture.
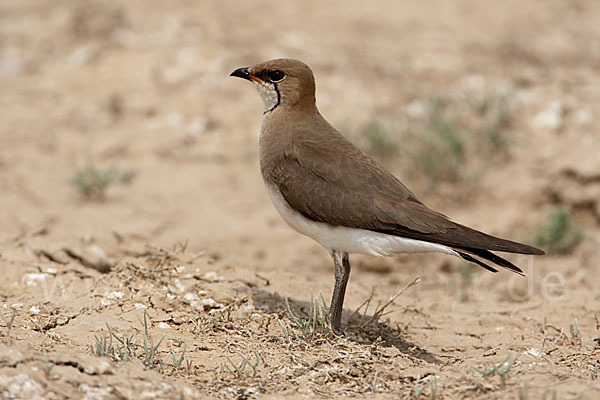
[268,70,285,83]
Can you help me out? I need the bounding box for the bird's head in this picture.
[230,58,316,114]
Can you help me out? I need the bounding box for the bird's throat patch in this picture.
[253,81,280,113]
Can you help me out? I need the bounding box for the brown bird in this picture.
[230,58,544,333]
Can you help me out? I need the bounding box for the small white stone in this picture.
[524,347,541,358]
[203,271,222,281]
[87,244,108,259]
[406,100,427,119]
[173,279,185,293]
[29,306,40,314]
[202,298,216,306]
[48,331,61,340]
[108,291,123,299]
[190,300,202,310]
[184,293,198,301]
[461,74,485,91]
[532,100,563,130]
[134,303,147,309]
[574,109,593,125]
[158,322,170,329]
[21,273,47,287]
[175,265,186,273]
[186,117,207,137]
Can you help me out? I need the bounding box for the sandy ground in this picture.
[1,0,600,398]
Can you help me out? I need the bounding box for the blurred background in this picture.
[2,0,600,305]
[1,1,600,397]
[2,0,598,258]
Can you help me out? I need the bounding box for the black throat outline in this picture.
[264,83,281,114]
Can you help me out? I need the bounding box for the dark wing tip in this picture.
[446,222,547,256]
[532,247,545,256]
[458,248,526,276]
[512,242,545,256]
[456,251,499,274]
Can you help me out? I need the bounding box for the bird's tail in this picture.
[454,247,527,276]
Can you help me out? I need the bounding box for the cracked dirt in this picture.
[1,1,600,399]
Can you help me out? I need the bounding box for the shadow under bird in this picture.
[230,58,544,333]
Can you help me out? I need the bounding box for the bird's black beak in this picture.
[231,67,262,83]
[230,67,251,80]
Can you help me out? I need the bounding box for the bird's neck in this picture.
[258,105,322,183]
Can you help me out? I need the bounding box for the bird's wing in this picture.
[272,131,542,255]
[289,129,426,206]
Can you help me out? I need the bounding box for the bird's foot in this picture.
[330,319,346,337]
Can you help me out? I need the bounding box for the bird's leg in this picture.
[329,249,351,334]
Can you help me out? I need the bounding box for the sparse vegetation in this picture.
[71,163,118,200]
[170,339,186,368]
[138,310,150,336]
[2,239,596,398]
[284,291,334,344]
[473,352,518,386]
[570,318,582,345]
[347,276,421,329]
[107,323,135,361]
[92,333,113,357]
[456,263,477,302]
[350,93,514,188]
[534,207,583,254]
[413,374,438,399]
[88,312,180,369]
[0,307,16,332]
[137,310,165,364]
[142,331,165,362]
[43,351,56,378]
[219,351,261,379]
[466,94,512,156]
[408,98,466,183]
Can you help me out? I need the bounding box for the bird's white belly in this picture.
[265,184,458,257]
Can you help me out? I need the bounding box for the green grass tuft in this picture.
[473,352,518,387]
[219,350,261,379]
[410,99,465,183]
[534,207,583,254]
[71,163,118,200]
[92,333,113,357]
[413,374,438,399]
[347,93,514,189]
[0,307,16,332]
[284,291,334,344]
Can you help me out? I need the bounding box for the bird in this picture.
[230,58,544,333]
